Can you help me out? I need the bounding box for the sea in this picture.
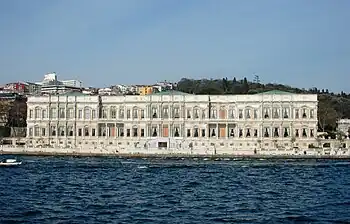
[0,156,349,224]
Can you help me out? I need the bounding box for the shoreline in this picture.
[1,150,350,160]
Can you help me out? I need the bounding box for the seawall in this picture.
[1,146,350,160]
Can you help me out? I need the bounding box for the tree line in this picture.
[175,77,350,133]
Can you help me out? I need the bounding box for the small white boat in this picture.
[0,158,22,166]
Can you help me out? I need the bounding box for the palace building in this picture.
[25,90,318,153]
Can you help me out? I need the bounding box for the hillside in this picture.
[175,77,350,133]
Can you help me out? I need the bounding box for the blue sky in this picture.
[1,0,349,92]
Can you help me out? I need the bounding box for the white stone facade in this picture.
[25,91,318,154]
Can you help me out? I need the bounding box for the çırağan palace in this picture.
[26,90,318,154]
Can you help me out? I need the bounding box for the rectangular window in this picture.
[67,108,74,119]
[133,128,138,137]
[140,109,145,119]
[127,109,131,119]
[42,109,47,119]
[78,110,82,119]
[141,129,145,137]
[41,128,46,136]
[59,108,65,119]
[201,129,206,137]
[92,128,96,136]
[239,109,243,119]
[29,109,33,119]
[126,129,130,137]
[92,110,96,119]
[50,108,57,119]
[119,109,124,119]
[133,109,138,119]
[163,107,169,119]
[110,108,116,119]
[78,128,82,136]
[173,108,180,118]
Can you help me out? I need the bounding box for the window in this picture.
[211,129,216,137]
[194,128,199,137]
[239,129,243,137]
[310,129,314,137]
[295,129,299,137]
[174,127,180,137]
[141,109,145,119]
[245,109,251,119]
[67,108,74,119]
[310,109,314,119]
[162,107,169,119]
[29,109,33,119]
[302,128,307,137]
[41,128,46,136]
[42,109,47,119]
[239,109,243,119]
[283,108,289,118]
[264,108,269,118]
[84,107,91,119]
[68,126,73,136]
[78,128,82,136]
[284,128,289,137]
[229,109,235,119]
[84,127,89,136]
[140,129,145,137]
[254,129,258,137]
[173,107,180,118]
[29,128,33,136]
[92,128,96,136]
[246,128,251,137]
[133,127,138,137]
[273,108,279,119]
[264,128,270,137]
[78,109,82,119]
[34,126,40,136]
[152,126,158,137]
[118,127,124,137]
[35,107,40,119]
[59,126,65,136]
[110,107,116,119]
[126,109,131,119]
[254,109,258,119]
[229,129,234,137]
[50,108,57,119]
[302,109,307,118]
[126,129,131,137]
[187,129,191,137]
[133,108,138,119]
[211,108,217,119]
[119,108,124,119]
[201,129,206,137]
[194,108,199,119]
[50,126,56,136]
[274,127,279,137]
[202,110,206,119]
[187,109,191,119]
[295,109,299,119]
[59,108,65,119]
[152,107,157,118]
[92,110,96,119]
[102,108,107,119]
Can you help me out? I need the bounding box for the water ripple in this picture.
[0,157,349,223]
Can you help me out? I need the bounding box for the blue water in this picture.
[0,157,349,224]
